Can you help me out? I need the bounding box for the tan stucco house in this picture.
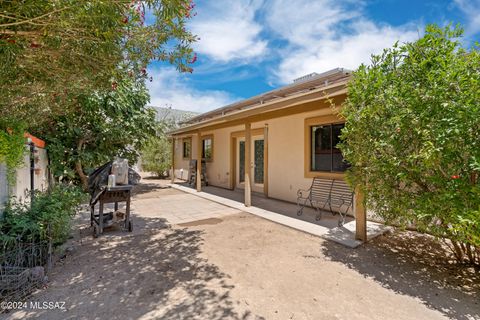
[169,68,368,239]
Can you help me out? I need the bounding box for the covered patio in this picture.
[169,181,389,248]
[167,70,376,244]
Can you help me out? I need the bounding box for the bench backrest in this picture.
[330,179,354,205]
[309,177,354,205]
[309,178,333,202]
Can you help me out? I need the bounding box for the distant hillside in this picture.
[150,106,198,128]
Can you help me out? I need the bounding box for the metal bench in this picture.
[296,177,354,226]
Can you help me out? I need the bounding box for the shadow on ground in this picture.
[14,215,264,320]
[322,231,480,320]
[131,181,170,197]
[178,183,353,229]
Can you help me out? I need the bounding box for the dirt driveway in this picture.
[3,180,479,320]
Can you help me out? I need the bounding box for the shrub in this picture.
[1,184,87,249]
[339,25,480,265]
[140,134,172,178]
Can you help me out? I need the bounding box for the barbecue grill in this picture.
[88,161,140,237]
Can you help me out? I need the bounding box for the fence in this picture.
[0,138,52,307]
[0,239,52,304]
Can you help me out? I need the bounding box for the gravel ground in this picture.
[3,179,479,320]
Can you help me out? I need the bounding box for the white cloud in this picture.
[146,0,428,112]
[189,0,268,62]
[146,66,238,112]
[454,0,480,36]
[264,0,361,45]
[275,21,420,82]
[263,0,420,83]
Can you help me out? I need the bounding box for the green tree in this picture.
[42,77,156,189]
[140,108,197,178]
[141,132,172,178]
[339,25,480,265]
[1,0,197,186]
[0,0,197,127]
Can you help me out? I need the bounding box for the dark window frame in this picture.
[182,138,191,160]
[201,135,213,162]
[310,123,348,173]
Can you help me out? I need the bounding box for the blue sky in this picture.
[146,0,480,113]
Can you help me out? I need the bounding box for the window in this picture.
[310,123,349,172]
[239,141,245,183]
[182,138,191,159]
[202,135,213,161]
[254,139,264,184]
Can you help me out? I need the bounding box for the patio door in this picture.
[236,135,264,193]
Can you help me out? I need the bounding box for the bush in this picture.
[140,134,172,178]
[1,184,87,249]
[339,25,480,265]
[0,120,26,184]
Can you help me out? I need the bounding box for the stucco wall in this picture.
[203,125,244,188]
[12,146,49,201]
[172,137,191,180]
[173,124,245,187]
[172,100,346,204]
[257,107,336,203]
[0,164,8,213]
[0,145,49,213]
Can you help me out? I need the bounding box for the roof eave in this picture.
[169,80,349,136]
[181,68,352,125]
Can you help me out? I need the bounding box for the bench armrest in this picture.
[297,188,310,199]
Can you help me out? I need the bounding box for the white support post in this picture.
[355,186,367,242]
[244,123,252,206]
[196,132,202,192]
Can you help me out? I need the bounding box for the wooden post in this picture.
[196,132,202,192]
[46,224,52,272]
[355,185,367,242]
[244,123,252,206]
[229,136,236,190]
[170,137,175,184]
[99,201,104,234]
[263,124,269,197]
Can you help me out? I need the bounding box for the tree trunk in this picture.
[75,139,88,190]
[75,160,88,190]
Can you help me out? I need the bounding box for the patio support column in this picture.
[263,124,269,197]
[170,137,175,184]
[244,122,252,207]
[196,131,202,192]
[355,186,367,242]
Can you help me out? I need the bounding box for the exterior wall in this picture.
[173,125,245,186]
[202,125,244,188]
[172,99,347,204]
[0,145,49,213]
[12,146,49,201]
[172,137,192,180]
[0,164,8,213]
[256,107,338,203]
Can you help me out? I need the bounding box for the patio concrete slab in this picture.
[132,189,241,225]
[170,183,331,238]
[322,220,393,248]
[199,184,353,229]
[170,183,393,248]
